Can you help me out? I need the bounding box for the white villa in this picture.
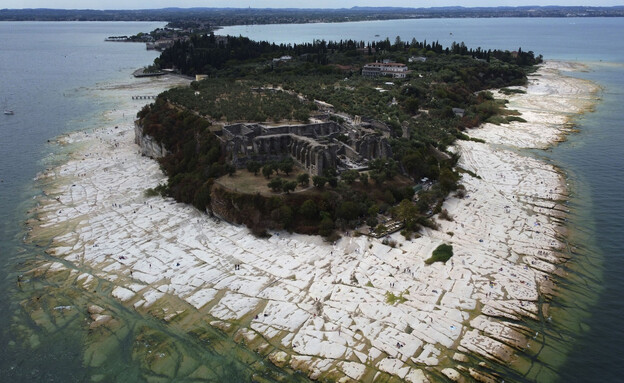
[362,62,409,78]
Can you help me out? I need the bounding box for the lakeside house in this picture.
[362,62,409,78]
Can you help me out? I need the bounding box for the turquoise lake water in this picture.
[1,18,623,382]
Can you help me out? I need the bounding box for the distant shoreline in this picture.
[2,6,624,24]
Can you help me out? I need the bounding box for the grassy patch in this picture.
[385,291,408,305]
[215,167,307,196]
[425,243,454,265]
[469,136,486,143]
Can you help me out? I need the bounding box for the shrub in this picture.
[145,183,166,197]
[424,243,454,264]
[439,208,454,221]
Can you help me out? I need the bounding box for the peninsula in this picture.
[24,32,599,383]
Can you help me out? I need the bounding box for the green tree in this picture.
[439,168,459,193]
[262,164,274,179]
[359,172,369,185]
[193,182,212,212]
[312,175,327,189]
[383,189,396,204]
[246,160,261,175]
[226,163,236,176]
[297,173,310,187]
[327,176,338,188]
[319,215,335,237]
[370,170,385,185]
[282,181,297,194]
[323,168,337,178]
[271,205,294,229]
[268,177,284,192]
[279,158,294,176]
[403,98,420,114]
[341,169,359,185]
[336,201,359,221]
[394,199,419,227]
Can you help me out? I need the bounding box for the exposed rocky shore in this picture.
[26,61,599,382]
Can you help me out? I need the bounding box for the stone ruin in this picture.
[218,120,392,176]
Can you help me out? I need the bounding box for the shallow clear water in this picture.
[1,18,624,382]
[547,63,624,382]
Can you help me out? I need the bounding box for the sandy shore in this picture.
[27,61,599,382]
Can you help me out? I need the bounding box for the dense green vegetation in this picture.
[137,99,228,211]
[164,79,315,123]
[137,35,542,238]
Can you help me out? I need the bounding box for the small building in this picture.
[195,74,208,81]
[272,55,293,64]
[362,62,409,78]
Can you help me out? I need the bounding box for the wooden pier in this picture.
[132,95,158,100]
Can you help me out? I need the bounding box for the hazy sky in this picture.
[2,1,623,10]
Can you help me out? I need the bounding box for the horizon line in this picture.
[3,5,624,11]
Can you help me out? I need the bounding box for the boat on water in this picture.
[3,98,13,115]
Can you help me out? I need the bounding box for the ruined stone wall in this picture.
[251,133,338,176]
[343,144,359,162]
[355,134,393,160]
[261,121,342,138]
[221,121,390,176]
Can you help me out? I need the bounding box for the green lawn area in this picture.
[215,166,310,196]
